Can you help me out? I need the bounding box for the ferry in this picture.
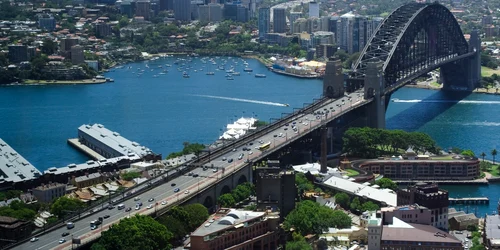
[244,68,253,72]
[255,74,266,78]
[391,98,399,102]
[284,104,290,107]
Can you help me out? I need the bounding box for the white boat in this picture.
[232,72,240,76]
[206,72,215,75]
[255,74,266,78]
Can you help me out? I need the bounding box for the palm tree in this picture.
[481,152,486,161]
[492,149,498,164]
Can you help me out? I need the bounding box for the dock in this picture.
[449,197,490,205]
[67,138,106,161]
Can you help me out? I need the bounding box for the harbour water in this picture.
[1,56,499,215]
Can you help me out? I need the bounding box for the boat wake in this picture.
[392,99,500,104]
[192,95,288,107]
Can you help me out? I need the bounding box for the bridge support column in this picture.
[323,58,345,98]
[363,63,386,129]
[320,125,327,173]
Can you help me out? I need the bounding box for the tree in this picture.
[218,193,236,207]
[350,197,361,211]
[375,178,398,191]
[92,215,172,250]
[284,200,351,235]
[461,149,476,157]
[492,149,497,164]
[157,214,186,241]
[296,173,314,195]
[41,38,57,55]
[361,201,379,212]
[183,203,209,232]
[50,196,85,219]
[316,239,328,250]
[334,49,348,62]
[343,52,360,69]
[334,192,350,209]
[480,152,486,161]
[0,200,37,221]
[121,171,141,181]
[286,240,313,250]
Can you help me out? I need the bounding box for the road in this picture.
[13,91,366,250]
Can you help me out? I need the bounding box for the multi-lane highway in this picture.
[13,91,367,250]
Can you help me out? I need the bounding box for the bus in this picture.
[258,142,271,151]
[66,222,74,229]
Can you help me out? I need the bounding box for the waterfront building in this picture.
[289,12,301,34]
[199,4,222,22]
[255,167,296,219]
[397,182,449,231]
[273,8,286,33]
[0,216,33,248]
[258,7,270,40]
[174,0,191,21]
[309,1,319,18]
[329,16,340,44]
[357,155,480,180]
[0,138,42,190]
[187,208,280,250]
[38,15,56,31]
[95,22,111,38]
[42,62,87,80]
[73,172,107,188]
[264,33,290,47]
[8,44,29,63]
[380,205,432,226]
[85,60,99,71]
[448,211,478,231]
[219,117,257,140]
[77,124,154,159]
[71,45,84,65]
[135,0,151,20]
[60,36,79,53]
[484,202,500,249]
[32,182,67,203]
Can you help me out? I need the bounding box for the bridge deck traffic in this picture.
[15,91,369,250]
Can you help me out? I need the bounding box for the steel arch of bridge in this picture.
[351,2,472,92]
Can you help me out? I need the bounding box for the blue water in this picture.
[1,56,499,216]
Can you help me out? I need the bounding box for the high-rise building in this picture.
[159,0,168,10]
[309,1,319,18]
[289,12,301,34]
[316,44,336,58]
[273,8,286,33]
[328,16,340,44]
[174,0,191,21]
[135,0,151,20]
[120,1,133,17]
[236,5,249,23]
[60,37,79,53]
[39,15,56,31]
[71,45,85,65]
[397,182,449,231]
[8,45,28,63]
[198,3,222,22]
[223,2,238,21]
[255,167,296,219]
[95,22,111,38]
[258,7,270,40]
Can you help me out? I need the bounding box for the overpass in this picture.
[10,2,481,250]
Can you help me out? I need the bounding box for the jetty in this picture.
[449,197,489,205]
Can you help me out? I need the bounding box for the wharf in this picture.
[268,67,320,79]
[67,138,106,161]
[449,197,489,205]
[394,179,489,185]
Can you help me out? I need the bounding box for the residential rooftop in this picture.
[78,124,153,158]
[382,218,462,244]
[323,175,397,207]
[191,208,266,237]
[0,138,42,184]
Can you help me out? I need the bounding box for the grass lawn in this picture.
[489,164,500,177]
[430,82,441,88]
[481,66,500,77]
[345,169,359,177]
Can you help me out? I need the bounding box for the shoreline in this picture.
[5,79,107,86]
[404,83,500,95]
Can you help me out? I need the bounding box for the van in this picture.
[117,204,125,210]
[66,222,74,229]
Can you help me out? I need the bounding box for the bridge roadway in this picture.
[14,90,369,250]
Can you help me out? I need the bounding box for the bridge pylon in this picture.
[323,57,344,98]
[364,63,386,129]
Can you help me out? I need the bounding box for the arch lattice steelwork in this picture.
[351,2,474,92]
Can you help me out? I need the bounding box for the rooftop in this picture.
[43,155,140,175]
[78,124,152,158]
[0,138,42,184]
[382,218,462,244]
[485,214,500,240]
[191,208,266,237]
[323,175,397,207]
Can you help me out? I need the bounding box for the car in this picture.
[249,151,253,155]
[147,204,153,209]
[193,174,199,177]
[138,202,143,206]
[232,148,237,152]
[259,140,264,144]
[30,237,39,242]
[161,201,167,205]
[148,198,155,202]
[188,172,193,176]
[107,205,114,210]
[284,127,288,130]
[222,157,227,161]
[238,153,244,160]
[249,142,253,145]
[228,159,234,163]
[184,190,190,194]
[103,215,110,219]
[134,197,140,201]
[59,238,66,244]
[273,134,277,137]
[125,207,131,212]
[170,183,176,187]
[62,232,70,237]
[212,168,218,173]
[174,188,180,193]
[135,205,140,210]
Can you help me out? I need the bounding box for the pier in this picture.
[449,197,490,205]
[67,138,106,161]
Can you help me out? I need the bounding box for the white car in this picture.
[248,151,253,155]
[161,201,167,205]
[135,205,140,210]
[134,197,140,201]
[184,190,190,194]
[30,237,39,242]
[59,238,66,244]
[147,204,153,209]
